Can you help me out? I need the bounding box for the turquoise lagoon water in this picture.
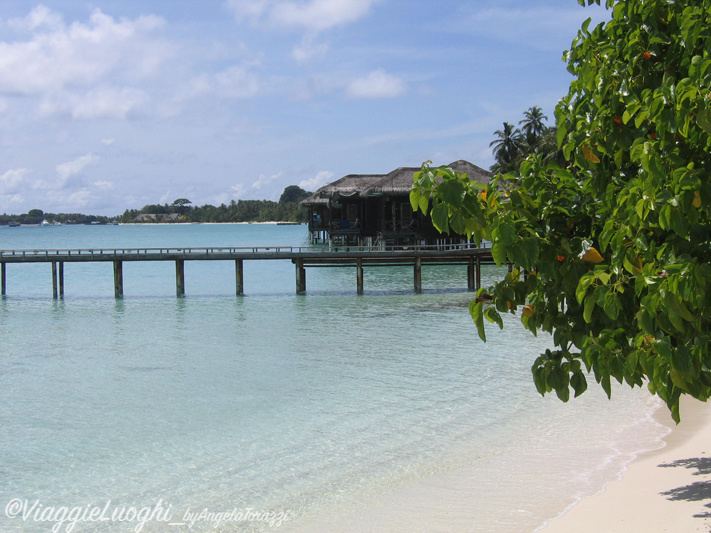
[0,224,668,532]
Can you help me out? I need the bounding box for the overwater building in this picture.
[302,160,492,246]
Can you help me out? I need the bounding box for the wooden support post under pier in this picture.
[1,263,6,296]
[356,258,364,295]
[113,260,124,298]
[295,258,306,294]
[51,262,65,298]
[175,259,185,297]
[59,262,64,298]
[414,257,422,293]
[235,259,244,296]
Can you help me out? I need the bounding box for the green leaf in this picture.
[655,338,672,359]
[601,374,611,399]
[450,211,467,235]
[672,346,692,375]
[438,180,466,208]
[576,273,595,305]
[626,350,640,374]
[603,291,621,320]
[697,108,711,136]
[418,194,429,215]
[513,237,539,270]
[498,221,516,246]
[555,384,571,402]
[583,296,596,323]
[571,371,588,397]
[469,300,486,342]
[431,203,449,234]
[409,188,420,212]
[491,242,507,266]
[623,249,643,275]
[485,306,504,329]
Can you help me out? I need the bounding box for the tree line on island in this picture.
[0,186,313,225]
[117,185,312,223]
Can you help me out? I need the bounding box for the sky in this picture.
[0,0,611,216]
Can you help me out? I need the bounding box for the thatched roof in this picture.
[301,173,384,206]
[301,160,493,206]
[362,160,493,197]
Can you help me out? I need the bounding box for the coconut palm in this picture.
[489,122,524,173]
[519,106,548,148]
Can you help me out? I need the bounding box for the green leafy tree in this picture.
[279,185,310,204]
[411,0,711,422]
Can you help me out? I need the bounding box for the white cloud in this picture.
[224,0,270,24]
[92,181,114,190]
[63,188,92,207]
[0,168,31,195]
[299,170,332,191]
[291,34,328,63]
[56,154,99,185]
[41,87,149,119]
[102,138,115,146]
[252,171,282,189]
[177,65,260,102]
[8,5,64,32]
[270,0,378,31]
[231,183,247,197]
[0,7,169,100]
[461,6,611,52]
[226,0,379,32]
[346,69,406,99]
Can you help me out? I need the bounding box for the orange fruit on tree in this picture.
[693,191,702,208]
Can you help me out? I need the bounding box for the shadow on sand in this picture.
[659,457,711,518]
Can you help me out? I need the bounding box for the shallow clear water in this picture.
[0,224,668,532]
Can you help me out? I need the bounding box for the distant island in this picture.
[1,185,312,226]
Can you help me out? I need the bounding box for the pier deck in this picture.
[0,244,494,298]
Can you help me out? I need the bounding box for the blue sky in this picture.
[0,0,610,215]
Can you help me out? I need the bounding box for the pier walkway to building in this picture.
[0,244,495,298]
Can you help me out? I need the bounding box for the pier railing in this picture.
[0,242,488,260]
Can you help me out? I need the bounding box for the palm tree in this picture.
[489,122,524,173]
[519,106,548,149]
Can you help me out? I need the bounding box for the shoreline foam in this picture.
[539,395,711,533]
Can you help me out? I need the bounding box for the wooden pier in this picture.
[0,244,494,298]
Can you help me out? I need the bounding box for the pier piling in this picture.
[59,262,64,297]
[113,260,124,298]
[295,258,306,294]
[51,262,64,299]
[235,259,244,296]
[175,260,185,297]
[414,257,422,293]
[356,258,364,295]
[1,263,5,296]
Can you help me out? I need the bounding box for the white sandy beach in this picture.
[541,395,711,533]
